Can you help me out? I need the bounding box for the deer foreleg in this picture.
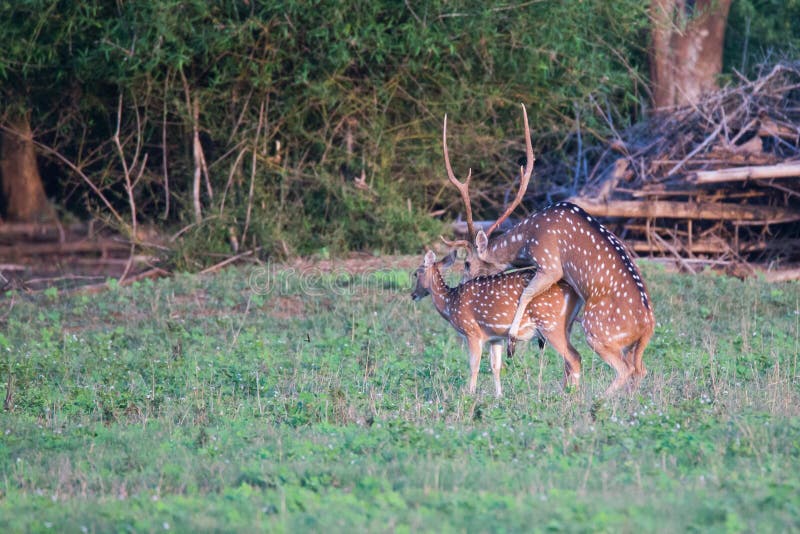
[508,271,561,338]
[489,342,503,398]
[467,337,484,394]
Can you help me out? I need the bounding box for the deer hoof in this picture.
[506,337,517,359]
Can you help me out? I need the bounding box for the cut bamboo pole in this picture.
[0,240,130,257]
[691,162,800,183]
[570,198,800,223]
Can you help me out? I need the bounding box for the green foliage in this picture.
[1,2,797,261]
[0,1,651,261]
[0,262,799,530]
[725,0,800,73]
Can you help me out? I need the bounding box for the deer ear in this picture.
[441,249,457,269]
[475,231,489,258]
[424,250,436,267]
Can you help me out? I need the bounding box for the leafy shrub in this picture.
[7,1,790,263]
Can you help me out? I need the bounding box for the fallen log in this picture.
[0,222,87,241]
[0,239,130,258]
[691,162,800,184]
[628,239,730,255]
[569,198,800,223]
[629,237,800,255]
[65,267,170,295]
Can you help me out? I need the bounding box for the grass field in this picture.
[0,258,798,532]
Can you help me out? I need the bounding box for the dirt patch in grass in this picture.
[278,253,421,275]
[265,295,307,319]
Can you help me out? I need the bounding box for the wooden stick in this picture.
[199,248,258,275]
[0,240,130,257]
[65,267,170,295]
[630,236,800,253]
[648,231,695,273]
[0,222,87,239]
[665,121,723,176]
[691,163,800,183]
[24,274,106,286]
[570,198,800,223]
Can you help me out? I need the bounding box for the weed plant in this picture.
[0,262,798,531]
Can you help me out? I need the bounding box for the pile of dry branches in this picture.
[572,62,800,279]
[0,222,164,292]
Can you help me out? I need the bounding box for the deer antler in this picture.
[443,114,476,241]
[484,104,535,237]
[440,235,471,250]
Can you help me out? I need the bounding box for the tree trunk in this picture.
[0,113,51,222]
[650,0,732,109]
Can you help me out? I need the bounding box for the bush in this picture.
[2,1,656,264]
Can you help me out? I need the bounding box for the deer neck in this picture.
[483,223,531,267]
[428,267,456,320]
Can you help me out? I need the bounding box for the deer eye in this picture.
[464,261,471,272]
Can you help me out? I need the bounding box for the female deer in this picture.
[411,250,582,397]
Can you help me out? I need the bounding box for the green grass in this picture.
[1,260,798,532]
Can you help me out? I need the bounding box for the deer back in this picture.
[449,269,578,341]
[473,202,651,314]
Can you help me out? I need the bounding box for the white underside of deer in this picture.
[442,105,655,396]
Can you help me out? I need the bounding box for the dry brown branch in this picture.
[242,98,267,246]
[573,63,800,276]
[648,231,695,272]
[66,267,170,296]
[4,373,13,412]
[218,144,248,216]
[691,162,800,183]
[161,70,172,220]
[664,122,724,177]
[570,198,800,223]
[23,274,106,286]
[18,132,126,228]
[0,239,130,257]
[198,248,259,275]
[0,222,87,240]
[180,68,208,223]
[168,215,220,243]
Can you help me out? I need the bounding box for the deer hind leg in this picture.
[466,337,484,395]
[542,328,582,390]
[489,342,504,398]
[509,269,562,339]
[588,337,632,396]
[627,326,654,389]
[582,313,633,396]
[582,298,638,395]
[562,288,584,388]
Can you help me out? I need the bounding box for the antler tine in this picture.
[443,114,476,240]
[485,104,535,236]
[440,235,472,250]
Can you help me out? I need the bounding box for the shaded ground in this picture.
[0,221,422,294]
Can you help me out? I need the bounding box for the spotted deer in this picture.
[411,250,582,397]
[441,105,655,395]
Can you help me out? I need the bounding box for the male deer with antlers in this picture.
[442,105,655,395]
[411,250,582,397]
